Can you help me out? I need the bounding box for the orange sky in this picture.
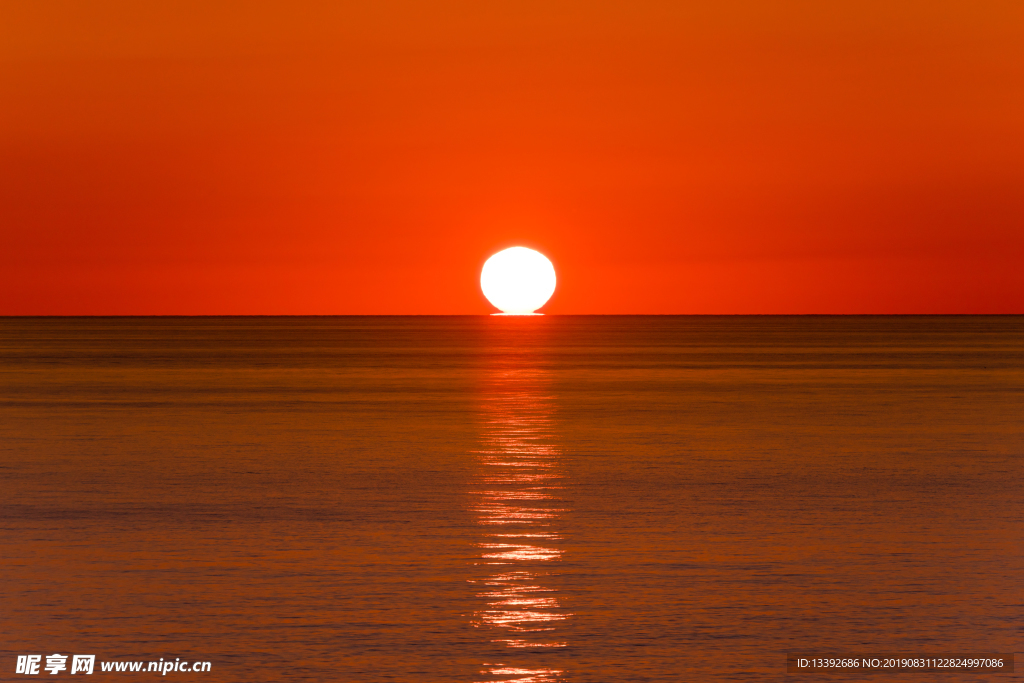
[2,1,1022,314]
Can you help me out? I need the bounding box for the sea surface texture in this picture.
[1,316,1021,681]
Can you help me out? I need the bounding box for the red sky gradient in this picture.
[2,1,1022,314]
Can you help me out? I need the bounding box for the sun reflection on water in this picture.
[470,368,570,682]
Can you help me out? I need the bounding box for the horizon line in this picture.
[2,313,1021,319]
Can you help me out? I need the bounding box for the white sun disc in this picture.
[480,247,556,315]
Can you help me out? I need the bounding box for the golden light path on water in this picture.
[470,368,571,683]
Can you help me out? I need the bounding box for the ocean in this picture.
[1,316,1021,681]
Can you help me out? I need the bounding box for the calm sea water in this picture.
[1,316,1021,681]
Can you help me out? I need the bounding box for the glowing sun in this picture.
[480,247,556,315]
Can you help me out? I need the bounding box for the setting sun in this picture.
[480,247,556,315]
